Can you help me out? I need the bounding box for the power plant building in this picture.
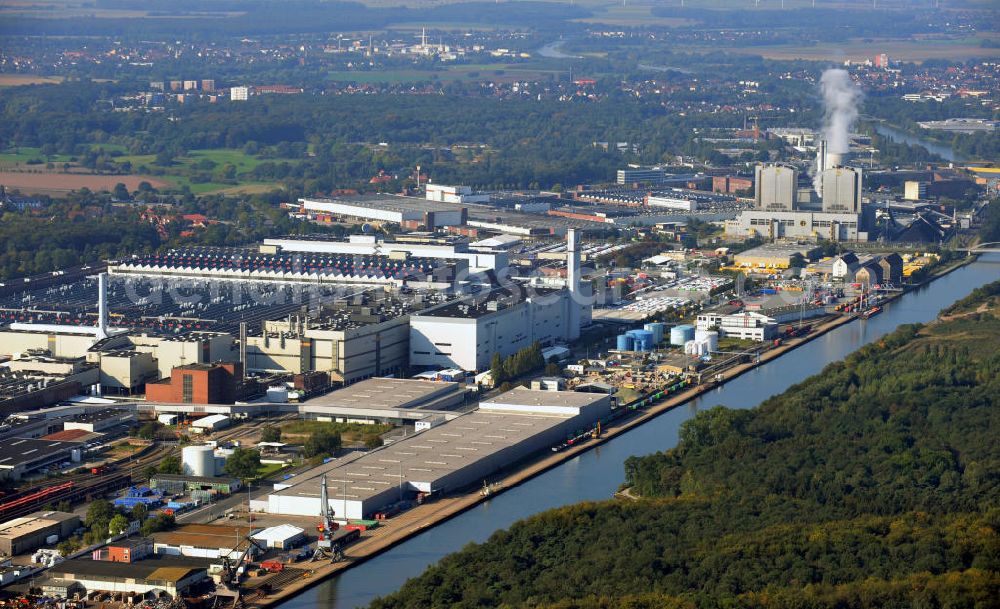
[727,163,868,242]
[726,210,867,242]
[754,165,798,211]
[822,167,862,213]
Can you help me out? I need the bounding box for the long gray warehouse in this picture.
[264,388,612,519]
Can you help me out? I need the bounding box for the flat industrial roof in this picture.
[0,512,77,539]
[413,286,562,319]
[301,378,461,411]
[151,473,240,485]
[275,407,580,504]
[300,195,466,214]
[0,438,81,469]
[735,243,821,257]
[50,556,212,581]
[151,524,256,549]
[480,387,608,410]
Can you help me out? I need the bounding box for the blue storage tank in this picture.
[616,334,633,351]
[630,330,654,352]
[644,322,665,344]
[670,324,695,346]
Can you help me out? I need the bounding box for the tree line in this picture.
[368,289,1000,609]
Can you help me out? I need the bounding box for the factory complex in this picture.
[0,222,593,416]
[0,157,974,609]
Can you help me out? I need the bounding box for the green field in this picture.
[0,146,74,164]
[280,420,393,443]
[257,462,288,479]
[112,148,294,194]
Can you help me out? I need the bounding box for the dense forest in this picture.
[0,83,758,191]
[369,286,1000,609]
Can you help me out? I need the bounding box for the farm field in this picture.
[0,74,64,87]
[0,145,292,195]
[0,171,169,196]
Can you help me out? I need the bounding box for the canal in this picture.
[871,122,963,163]
[279,254,1000,609]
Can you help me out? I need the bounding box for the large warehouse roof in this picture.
[298,378,466,422]
[0,438,81,470]
[300,195,466,215]
[274,410,569,504]
[304,378,460,411]
[480,387,610,415]
[274,390,607,506]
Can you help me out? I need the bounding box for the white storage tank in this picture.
[695,330,719,352]
[671,324,695,346]
[182,445,217,477]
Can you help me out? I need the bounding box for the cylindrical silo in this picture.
[695,330,719,352]
[182,445,216,477]
[670,324,695,346]
[616,334,633,351]
[644,322,665,345]
[630,330,654,352]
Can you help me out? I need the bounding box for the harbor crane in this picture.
[217,534,266,609]
[312,475,344,562]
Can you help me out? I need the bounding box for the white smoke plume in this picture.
[813,68,863,194]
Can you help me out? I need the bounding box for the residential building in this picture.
[230,86,249,101]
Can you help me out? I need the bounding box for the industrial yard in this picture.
[0,171,977,609]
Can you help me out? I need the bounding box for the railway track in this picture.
[0,443,176,518]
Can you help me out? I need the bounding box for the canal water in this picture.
[279,254,1000,609]
[871,123,963,163]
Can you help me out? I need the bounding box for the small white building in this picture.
[696,312,778,341]
[190,414,230,434]
[425,184,490,204]
[251,524,305,550]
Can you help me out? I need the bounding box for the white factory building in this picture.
[299,195,467,228]
[262,388,612,520]
[425,184,490,204]
[696,311,778,341]
[646,194,698,212]
[408,286,582,371]
[262,234,507,274]
[409,229,589,372]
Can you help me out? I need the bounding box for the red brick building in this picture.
[145,363,241,404]
[712,176,753,194]
[92,538,153,563]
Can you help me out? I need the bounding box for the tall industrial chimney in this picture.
[96,272,109,339]
[566,229,581,341]
[239,321,248,380]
